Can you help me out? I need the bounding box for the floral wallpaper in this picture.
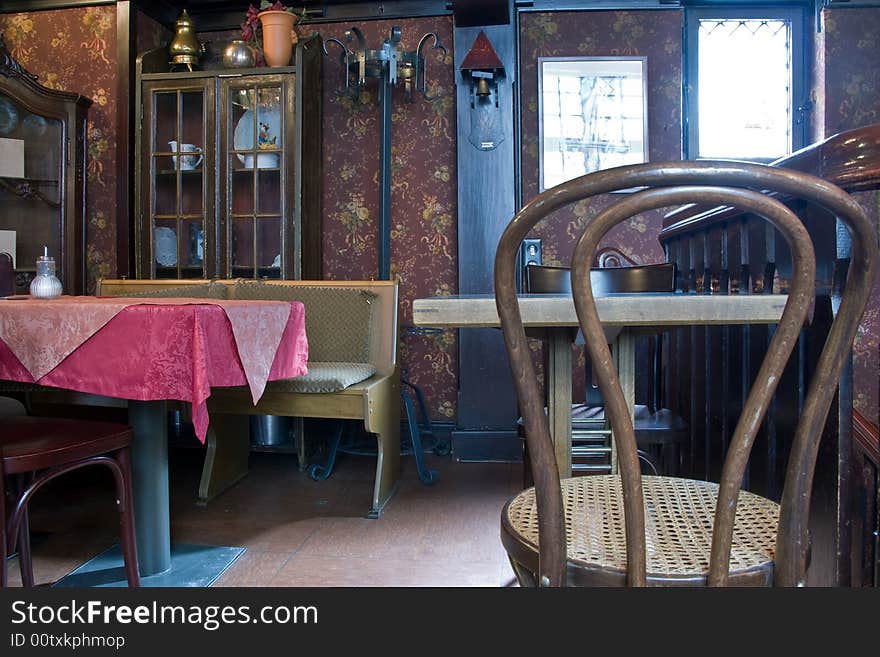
[0,7,118,292]
[519,10,683,268]
[313,17,459,423]
[823,8,880,426]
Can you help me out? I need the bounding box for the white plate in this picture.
[0,97,19,136]
[153,226,178,267]
[233,106,282,169]
[22,114,49,138]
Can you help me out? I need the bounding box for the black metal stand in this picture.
[306,386,448,486]
[324,27,445,280]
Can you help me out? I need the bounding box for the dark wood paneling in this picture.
[658,124,880,586]
[296,35,323,280]
[455,21,518,437]
[116,1,134,278]
[852,410,879,586]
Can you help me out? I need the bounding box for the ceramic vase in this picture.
[258,10,297,67]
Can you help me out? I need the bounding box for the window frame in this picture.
[684,5,809,161]
[537,55,649,191]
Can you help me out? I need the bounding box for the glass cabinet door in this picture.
[142,80,214,279]
[221,75,293,279]
[0,92,63,290]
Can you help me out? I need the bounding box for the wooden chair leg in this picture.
[0,475,6,588]
[114,448,140,587]
[508,556,537,587]
[16,506,34,588]
[9,475,34,588]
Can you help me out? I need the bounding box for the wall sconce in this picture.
[323,27,446,280]
[324,26,445,103]
[460,31,505,151]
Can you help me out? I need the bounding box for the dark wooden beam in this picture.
[451,0,509,26]
[115,0,134,278]
[0,0,114,12]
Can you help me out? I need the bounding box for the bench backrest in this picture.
[96,279,399,378]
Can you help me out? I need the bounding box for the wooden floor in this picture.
[4,444,521,587]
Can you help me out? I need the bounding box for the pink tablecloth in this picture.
[0,297,309,441]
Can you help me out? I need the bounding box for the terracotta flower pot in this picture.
[259,10,297,67]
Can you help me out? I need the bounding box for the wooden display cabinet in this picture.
[134,35,322,281]
[0,38,90,294]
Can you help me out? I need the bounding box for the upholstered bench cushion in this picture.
[265,361,377,393]
[232,280,376,363]
[124,281,229,299]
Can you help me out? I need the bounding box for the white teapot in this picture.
[168,140,203,170]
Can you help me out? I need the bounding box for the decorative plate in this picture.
[0,97,20,136]
[233,106,282,169]
[22,114,48,138]
[153,226,178,267]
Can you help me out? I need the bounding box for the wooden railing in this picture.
[852,410,879,587]
[657,123,880,586]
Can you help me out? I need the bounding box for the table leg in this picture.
[547,329,573,479]
[128,400,171,576]
[612,330,637,475]
[53,398,246,587]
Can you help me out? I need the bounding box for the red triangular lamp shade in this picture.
[460,31,504,71]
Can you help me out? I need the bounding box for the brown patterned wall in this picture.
[313,17,460,423]
[0,7,118,291]
[823,8,880,426]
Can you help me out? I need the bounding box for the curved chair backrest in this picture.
[494,161,877,586]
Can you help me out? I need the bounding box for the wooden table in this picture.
[0,297,307,586]
[413,292,787,478]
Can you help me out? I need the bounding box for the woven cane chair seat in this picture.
[502,475,780,585]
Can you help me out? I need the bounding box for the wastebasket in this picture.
[249,414,293,447]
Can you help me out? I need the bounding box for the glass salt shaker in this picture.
[29,247,63,299]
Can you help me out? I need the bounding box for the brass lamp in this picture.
[168,9,202,70]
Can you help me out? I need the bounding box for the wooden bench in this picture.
[96,278,401,518]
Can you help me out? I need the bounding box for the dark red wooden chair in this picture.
[496,160,877,586]
[1,412,140,587]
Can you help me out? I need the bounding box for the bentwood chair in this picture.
[496,161,877,586]
[1,399,140,587]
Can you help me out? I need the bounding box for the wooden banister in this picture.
[654,123,880,585]
[660,123,880,240]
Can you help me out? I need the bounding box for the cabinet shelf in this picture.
[155,169,205,176]
[0,176,61,208]
[0,176,59,185]
[231,167,282,173]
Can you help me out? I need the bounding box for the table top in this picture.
[0,296,309,441]
[412,292,788,329]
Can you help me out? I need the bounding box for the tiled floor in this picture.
[5,445,522,587]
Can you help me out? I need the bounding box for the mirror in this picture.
[539,57,648,191]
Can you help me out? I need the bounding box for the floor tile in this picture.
[12,443,521,588]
